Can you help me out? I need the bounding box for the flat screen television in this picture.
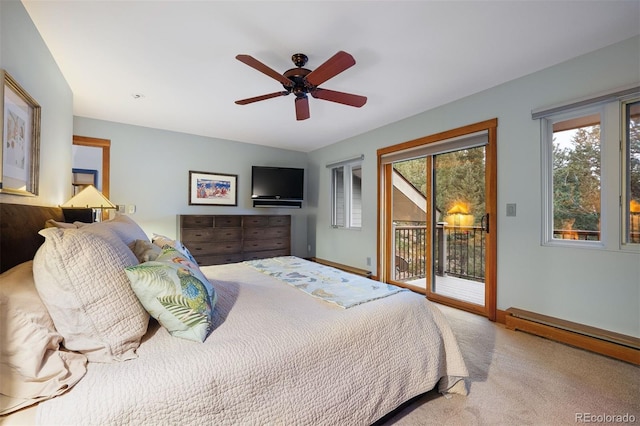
[251,166,304,201]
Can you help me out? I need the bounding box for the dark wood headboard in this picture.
[0,203,64,273]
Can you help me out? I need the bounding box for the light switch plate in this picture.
[506,203,517,217]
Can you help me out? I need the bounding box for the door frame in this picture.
[377,118,497,321]
[72,135,111,220]
[72,135,111,198]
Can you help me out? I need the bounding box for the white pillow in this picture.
[33,228,149,362]
[0,261,87,415]
[76,213,148,246]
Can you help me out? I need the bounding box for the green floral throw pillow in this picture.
[125,247,216,342]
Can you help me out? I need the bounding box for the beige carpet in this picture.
[377,304,640,425]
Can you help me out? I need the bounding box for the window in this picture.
[330,161,362,228]
[538,87,640,249]
[623,99,640,244]
[545,108,602,244]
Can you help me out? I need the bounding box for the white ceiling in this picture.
[22,0,640,152]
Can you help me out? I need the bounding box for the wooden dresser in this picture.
[178,215,291,266]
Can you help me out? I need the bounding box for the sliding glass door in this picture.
[378,119,497,319]
[431,145,486,306]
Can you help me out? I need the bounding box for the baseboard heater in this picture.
[505,308,640,365]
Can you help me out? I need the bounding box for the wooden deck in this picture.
[407,275,484,305]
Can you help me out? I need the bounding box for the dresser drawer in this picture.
[181,215,214,228]
[243,215,269,227]
[243,226,290,241]
[214,216,241,228]
[242,238,289,252]
[243,215,291,228]
[182,227,242,243]
[186,241,242,256]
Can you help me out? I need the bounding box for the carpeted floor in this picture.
[377,304,640,425]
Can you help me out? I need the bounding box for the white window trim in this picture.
[541,104,606,249]
[329,158,363,230]
[621,96,640,251]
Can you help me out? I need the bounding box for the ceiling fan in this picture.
[235,51,367,121]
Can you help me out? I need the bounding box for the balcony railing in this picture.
[394,224,485,283]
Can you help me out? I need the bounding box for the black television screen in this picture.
[251,166,304,201]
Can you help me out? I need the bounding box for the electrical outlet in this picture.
[127,205,136,214]
[117,204,125,213]
[366,257,371,266]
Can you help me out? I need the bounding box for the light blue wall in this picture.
[73,118,309,257]
[308,36,640,337]
[0,0,73,206]
[4,0,638,337]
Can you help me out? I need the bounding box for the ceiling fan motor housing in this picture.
[283,67,312,98]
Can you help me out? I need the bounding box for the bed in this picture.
[0,203,468,425]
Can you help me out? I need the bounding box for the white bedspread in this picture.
[36,260,468,425]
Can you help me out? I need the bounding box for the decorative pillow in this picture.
[125,246,216,342]
[152,233,197,263]
[76,213,149,247]
[0,261,87,415]
[33,227,149,362]
[130,239,162,263]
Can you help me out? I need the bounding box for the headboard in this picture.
[0,203,64,273]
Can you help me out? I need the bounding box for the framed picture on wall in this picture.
[0,69,41,196]
[189,170,238,206]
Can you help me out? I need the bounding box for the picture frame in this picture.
[1,70,41,196]
[189,170,238,206]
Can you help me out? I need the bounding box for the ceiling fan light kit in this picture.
[235,51,367,121]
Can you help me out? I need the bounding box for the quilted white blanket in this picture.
[35,260,468,425]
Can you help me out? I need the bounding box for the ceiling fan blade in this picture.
[235,91,289,105]
[236,54,293,87]
[311,88,367,107]
[295,96,310,121]
[305,51,356,87]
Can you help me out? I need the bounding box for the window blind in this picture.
[326,154,364,169]
[531,83,640,120]
[379,131,488,165]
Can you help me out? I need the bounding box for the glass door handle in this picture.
[481,213,490,233]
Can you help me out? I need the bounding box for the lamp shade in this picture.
[61,185,116,209]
